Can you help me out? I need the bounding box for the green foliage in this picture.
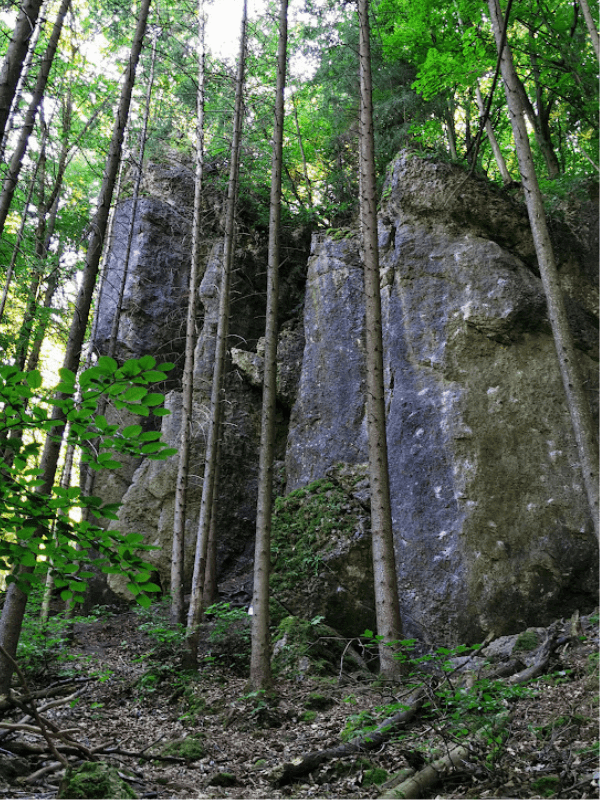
[0,356,176,606]
[531,775,561,797]
[16,589,113,680]
[161,735,205,762]
[204,601,251,672]
[514,630,540,652]
[362,767,389,787]
[270,478,363,595]
[341,636,532,747]
[58,762,137,800]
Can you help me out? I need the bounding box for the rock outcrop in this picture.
[96,151,598,646]
[286,153,598,644]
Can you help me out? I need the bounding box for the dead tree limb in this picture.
[269,687,425,786]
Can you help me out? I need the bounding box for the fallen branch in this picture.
[381,739,474,798]
[0,644,68,768]
[269,686,425,786]
[0,678,91,715]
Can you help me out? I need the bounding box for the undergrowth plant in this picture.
[16,589,115,679]
[341,635,534,750]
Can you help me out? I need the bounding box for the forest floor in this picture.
[0,600,598,800]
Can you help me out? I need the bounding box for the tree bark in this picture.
[357,0,403,679]
[185,0,247,666]
[578,0,600,62]
[475,83,512,184]
[0,112,48,323]
[0,0,45,144]
[249,0,288,692]
[487,0,599,538]
[0,0,71,240]
[0,0,151,696]
[171,3,206,626]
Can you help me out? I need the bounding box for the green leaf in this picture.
[139,431,162,442]
[141,370,168,382]
[138,355,156,370]
[156,362,175,372]
[136,594,152,608]
[58,367,76,385]
[153,408,171,417]
[142,393,164,407]
[122,386,148,402]
[97,356,118,373]
[140,442,164,454]
[26,370,42,389]
[122,424,143,438]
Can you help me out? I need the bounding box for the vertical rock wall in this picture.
[286,153,598,644]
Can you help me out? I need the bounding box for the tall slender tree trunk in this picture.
[475,83,512,184]
[291,92,313,208]
[0,0,45,143]
[0,0,151,697]
[578,0,600,62]
[185,0,248,667]
[171,3,206,625]
[0,0,71,240]
[357,0,403,679]
[249,0,288,692]
[488,0,599,539]
[0,95,49,323]
[0,0,49,163]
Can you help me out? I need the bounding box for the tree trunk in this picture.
[0,0,71,240]
[185,0,247,666]
[0,0,47,161]
[578,0,600,62]
[0,0,45,144]
[488,0,599,538]
[171,2,206,626]
[0,0,151,696]
[249,0,288,692]
[475,83,512,184]
[357,0,403,679]
[0,161,38,322]
[291,92,313,208]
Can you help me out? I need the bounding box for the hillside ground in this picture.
[0,598,598,800]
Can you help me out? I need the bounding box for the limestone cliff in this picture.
[94,152,598,645]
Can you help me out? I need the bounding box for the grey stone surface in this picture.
[99,152,597,646]
[94,196,193,382]
[285,151,598,645]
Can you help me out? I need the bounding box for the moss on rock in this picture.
[58,762,137,799]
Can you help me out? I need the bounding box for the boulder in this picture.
[286,151,598,645]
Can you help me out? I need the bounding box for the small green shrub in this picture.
[204,602,251,672]
[301,710,317,722]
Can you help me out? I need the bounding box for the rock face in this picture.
[97,151,598,646]
[94,195,194,384]
[286,152,598,644]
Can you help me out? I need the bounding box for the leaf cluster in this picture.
[0,355,177,607]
